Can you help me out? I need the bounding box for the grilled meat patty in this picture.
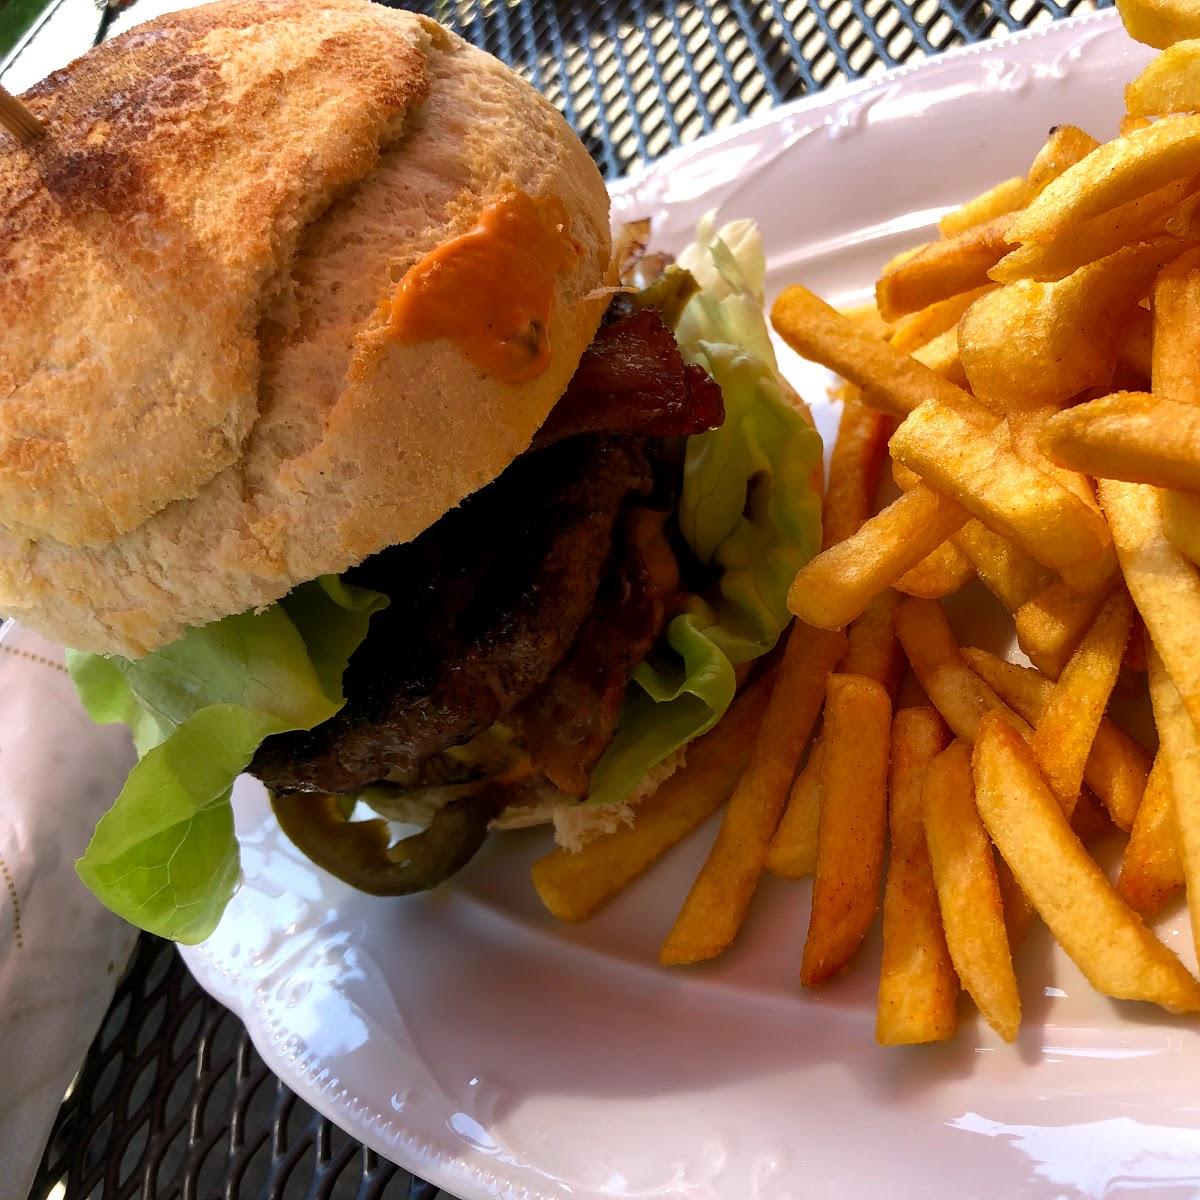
[251,435,655,794]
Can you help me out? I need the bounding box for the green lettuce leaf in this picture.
[587,215,823,807]
[67,577,387,942]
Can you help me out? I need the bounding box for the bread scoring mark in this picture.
[0,852,24,950]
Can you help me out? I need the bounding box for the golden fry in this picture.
[940,177,1033,238]
[765,735,823,880]
[1007,115,1200,245]
[801,674,892,985]
[974,712,1200,1013]
[875,215,1012,321]
[1117,752,1184,917]
[771,284,971,416]
[910,328,968,387]
[889,401,1114,570]
[532,673,777,922]
[1152,245,1200,403]
[1026,125,1101,192]
[1126,40,1200,116]
[1006,407,1121,597]
[889,286,991,354]
[1100,479,1200,734]
[788,486,968,630]
[1015,576,1114,679]
[1162,489,1200,566]
[1043,392,1200,491]
[964,243,1182,408]
[990,177,1191,283]
[838,300,893,340]
[841,589,903,694]
[1148,645,1200,970]
[961,646,1151,831]
[877,707,957,1045]
[952,521,1053,613]
[823,391,892,549]
[894,597,1029,743]
[895,537,976,599]
[1117,0,1200,48]
[924,740,1021,1042]
[1028,590,1134,817]
[659,625,847,965]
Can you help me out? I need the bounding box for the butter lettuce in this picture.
[67,577,387,943]
[586,216,823,807]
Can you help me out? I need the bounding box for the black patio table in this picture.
[19,0,1109,1196]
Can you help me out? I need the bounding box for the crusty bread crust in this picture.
[0,0,611,656]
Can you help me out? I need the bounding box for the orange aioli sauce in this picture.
[387,190,580,385]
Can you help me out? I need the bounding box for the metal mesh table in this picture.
[22,0,1109,1196]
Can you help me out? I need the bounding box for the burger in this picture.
[0,0,822,942]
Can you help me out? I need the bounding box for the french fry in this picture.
[839,300,893,340]
[952,521,1053,613]
[1043,392,1200,491]
[841,589,903,693]
[894,598,1030,743]
[1006,115,1200,246]
[895,538,976,599]
[1006,407,1121,596]
[801,675,892,985]
[1162,488,1200,565]
[788,486,968,630]
[823,392,892,549]
[875,215,1013,321]
[990,177,1192,283]
[765,737,823,880]
[940,177,1033,238]
[1126,40,1200,117]
[659,624,847,965]
[889,286,991,354]
[960,647,1151,831]
[1152,245,1200,403]
[1028,590,1134,817]
[1015,577,1113,679]
[910,328,968,387]
[771,285,971,416]
[889,401,1114,570]
[1149,645,1200,971]
[1099,479,1200,734]
[923,740,1021,1042]
[877,707,957,1045]
[1117,752,1184,917]
[1117,0,1200,48]
[1025,125,1101,192]
[532,672,777,921]
[769,586,906,883]
[964,243,1182,408]
[973,712,1200,1013]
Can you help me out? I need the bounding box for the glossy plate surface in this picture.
[183,14,1200,1197]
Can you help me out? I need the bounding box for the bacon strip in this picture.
[533,308,724,448]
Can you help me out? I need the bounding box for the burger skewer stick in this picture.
[0,87,43,144]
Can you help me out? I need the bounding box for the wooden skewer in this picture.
[0,86,43,145]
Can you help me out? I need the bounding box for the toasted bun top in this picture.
[0,0,611,656]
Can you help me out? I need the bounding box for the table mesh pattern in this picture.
[29,0,1110,1197]
[387,0,1111,179]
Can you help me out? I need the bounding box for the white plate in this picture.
[181,13,1200,1199]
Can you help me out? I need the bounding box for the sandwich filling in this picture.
[67,217,824,942]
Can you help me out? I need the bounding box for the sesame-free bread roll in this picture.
[0,0,611,656]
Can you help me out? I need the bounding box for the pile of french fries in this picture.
[533,0,1200,1045]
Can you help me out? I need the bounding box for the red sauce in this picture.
[387,191,580,385]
